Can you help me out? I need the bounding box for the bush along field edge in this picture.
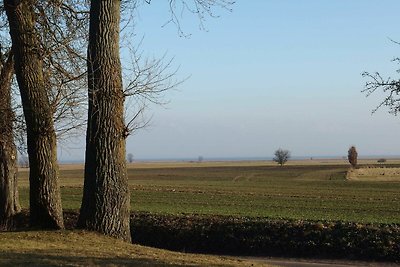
[7,210,400,262]
[130,212,400,262]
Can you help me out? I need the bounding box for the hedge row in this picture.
[130,212,400,262]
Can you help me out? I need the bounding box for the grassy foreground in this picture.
[0,230,269,266]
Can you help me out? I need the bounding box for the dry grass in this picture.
[0,230,271,266]
[347,167,400,181]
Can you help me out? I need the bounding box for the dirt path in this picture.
[237,257,399,267]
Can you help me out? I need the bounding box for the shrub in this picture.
[131,212,400,262]
[348,146,358,168]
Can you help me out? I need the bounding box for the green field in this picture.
[18,161,400,224]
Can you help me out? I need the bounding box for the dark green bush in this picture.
[14,210,399,262]
[130,213,400,262]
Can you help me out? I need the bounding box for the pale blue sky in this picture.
[59,1,400,161]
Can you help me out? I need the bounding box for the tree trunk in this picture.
[5,0,64,229]
[0,51,21,230]
[77,0,131,241]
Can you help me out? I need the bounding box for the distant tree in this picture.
[273,149,290,166]
[127,153,134,163]
[348,146,358,168]
[198,156,203,163]
[377,158,386,163]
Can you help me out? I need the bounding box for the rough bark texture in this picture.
[77,0,131,241]
[5,0,64,229]
[0,51,21,230]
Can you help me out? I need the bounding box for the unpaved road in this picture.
[236,257,399,267]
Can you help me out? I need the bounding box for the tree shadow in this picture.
[0,252,181,266]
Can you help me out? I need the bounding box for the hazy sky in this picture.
[59,1,400,161]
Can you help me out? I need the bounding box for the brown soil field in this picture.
[16,158,400,172]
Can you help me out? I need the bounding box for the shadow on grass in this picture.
[0,252,180,266]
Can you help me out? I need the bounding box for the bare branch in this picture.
[362,56,400,115]
[120,17,185,135]
[142,0,234,37]
[34,0,89,138]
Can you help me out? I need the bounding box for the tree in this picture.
[273,148,290,166]
[5,0,64,229]
[78,0,233,241]
[0,49,21,230]
[3,0,89,230]
[348,146,358,168]
[127,153,134,163]
[77,0,131,242]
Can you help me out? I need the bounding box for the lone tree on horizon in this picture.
[127,153,134,163]
[348,146,358,168]
[273,148,291,166]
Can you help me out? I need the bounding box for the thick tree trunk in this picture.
[5,0,64,229]
[77,0,131,241]
[0,51,21,230]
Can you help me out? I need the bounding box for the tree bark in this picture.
[0,51,21,230]
[77,0,131,241]
[5,0,64,229]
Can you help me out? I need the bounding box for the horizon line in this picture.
[56,155,400,164]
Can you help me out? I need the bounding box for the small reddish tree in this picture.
[348,146,358,168]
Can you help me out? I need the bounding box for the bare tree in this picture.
[5,0,64,229]
[0,48,21,230]
[348,146,358,168]
[9,1,89,146]
[273,148,290,166]
[78,0,233,241]
[77,0,131,242]
[127,153,134,163]
[3,0,90,229]
[198,155,203,163]
[36,0,88,138]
